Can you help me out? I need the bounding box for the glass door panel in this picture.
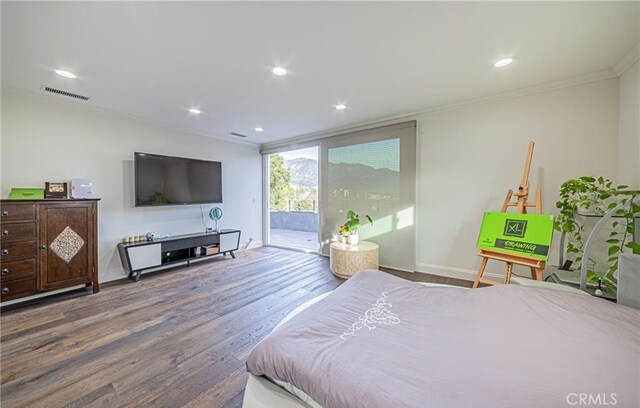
[267,147,319,251]
[320,122,416,270]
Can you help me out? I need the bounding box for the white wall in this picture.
[1,93,263,283]
[415,78,620,279]
[618,60,640,188]
[1,76,625,285]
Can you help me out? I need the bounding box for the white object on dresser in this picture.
[70,178,93,198]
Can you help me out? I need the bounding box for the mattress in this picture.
[243,282,458,408]
[246,270,639,408]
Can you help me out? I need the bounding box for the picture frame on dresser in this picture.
[44,182,69,199]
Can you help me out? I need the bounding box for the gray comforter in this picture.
[246,270,640,408]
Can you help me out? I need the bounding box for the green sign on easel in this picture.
[476,212,554,261]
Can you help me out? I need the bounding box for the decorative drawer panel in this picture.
[0,258,36,282]
[0,222,36,243]
[0,204,36,222]
[0,241,37,261]
[0,276,36,302]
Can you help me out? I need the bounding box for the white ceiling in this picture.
[2,2,638,144]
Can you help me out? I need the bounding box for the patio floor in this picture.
[270,228,318,251]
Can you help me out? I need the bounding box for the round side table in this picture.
[330,241,379,279]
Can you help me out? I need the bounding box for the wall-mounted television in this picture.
[135,152,222,206]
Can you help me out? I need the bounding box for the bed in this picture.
[243,270,640,408]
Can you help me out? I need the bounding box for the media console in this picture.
[117,229,241,282]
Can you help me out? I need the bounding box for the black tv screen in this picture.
[135,152,222,206]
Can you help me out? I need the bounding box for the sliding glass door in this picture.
[267,147,319,251]
[262,121,416,268]
[320,121,416,271]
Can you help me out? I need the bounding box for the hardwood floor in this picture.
[0,246,470,407]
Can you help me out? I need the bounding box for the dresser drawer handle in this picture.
[1,288,9,295]
[1,249,8,256]
[1,268,8,276]
[1,211,7,218]
[1,230,8,237]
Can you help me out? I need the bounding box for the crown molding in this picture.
[259,116,417,153]
[614,43,639,76]
[0,86,259,147]
[414,68,617,116]
[261,68,618,150]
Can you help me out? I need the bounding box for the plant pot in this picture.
[340,235,348,244]
[347,233,359,246]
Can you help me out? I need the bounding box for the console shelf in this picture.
[117,229,241,282]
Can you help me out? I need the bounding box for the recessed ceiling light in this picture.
[494,58,513,68]
[188,108,201,114]
[272,67,287,76]
[335,104,347,110]
[55,69,76,79]
[255,127,264,132]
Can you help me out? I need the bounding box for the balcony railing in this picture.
[276,199,317,212]
[270,209,318,232]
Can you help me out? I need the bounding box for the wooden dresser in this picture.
[0,199,99,303]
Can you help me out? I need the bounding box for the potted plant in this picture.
[554,176,640,295]
[340,210,373,245]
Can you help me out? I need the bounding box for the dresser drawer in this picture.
[0,241,37,261]
[0,258,36,282]
[0,276,36,302]
[0,204,36,222]
[0,222,36,242]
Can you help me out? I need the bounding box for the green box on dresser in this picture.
[0,198,100,303]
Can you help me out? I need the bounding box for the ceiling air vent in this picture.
[43,86,90,101]
[229,132,248,138]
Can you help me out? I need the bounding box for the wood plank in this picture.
[0,246,469,407]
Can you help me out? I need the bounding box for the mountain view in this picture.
[272,155,400,213]
[284,159,398,186]
[284,158,318,188]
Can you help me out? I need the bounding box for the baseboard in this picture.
[379,264,414,273]
[102,270,128,283]
[0,285,87,307]
[415,262,504,282]
[243,240,263,250]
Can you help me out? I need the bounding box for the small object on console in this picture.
[209,207,223,232]
[202,245,220,256]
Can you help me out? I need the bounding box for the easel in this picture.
[472,141,544,288]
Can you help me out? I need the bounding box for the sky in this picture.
[279,147,318,161]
